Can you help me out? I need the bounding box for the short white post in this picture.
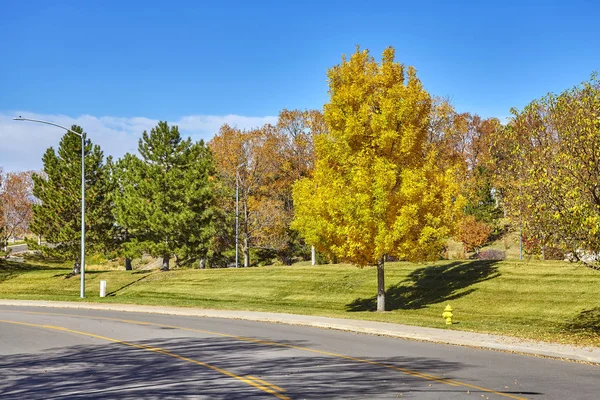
[99,280,107,297]
[311,246,316,266]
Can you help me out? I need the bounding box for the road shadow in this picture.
[347,260,500,312]
[0,335,539,399]
[563,307,600,336]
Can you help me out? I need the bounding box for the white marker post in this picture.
[100,281,107,297]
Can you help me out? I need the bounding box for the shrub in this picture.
[477,249,506,260]
[456,215,492,254]
[543,247,565,261]
[522,235,540,254]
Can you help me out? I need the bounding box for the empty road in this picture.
[6,243,28,253]
[0,306,597,399]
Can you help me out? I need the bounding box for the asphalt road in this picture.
[6,243,28,253]
[0,306,597,399]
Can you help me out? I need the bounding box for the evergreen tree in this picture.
[29,126,114,273]
[464,166,503,225]
[114,121,218,270]
[106,157,135,270]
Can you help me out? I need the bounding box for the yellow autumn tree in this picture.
[494,74,600,265]
[292,47,462,311]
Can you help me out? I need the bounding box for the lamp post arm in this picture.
[13,117,83,137]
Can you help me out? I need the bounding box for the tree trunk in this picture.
[199,258,206,269]
[161,255,170,271]
[125,257,132,271]
[311,246,316,266]
[243,237,250,267]
[541,245,546,261]
[73,260,81,275]
[377,257,385,312]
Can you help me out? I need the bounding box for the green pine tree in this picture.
[105,157,136,270]
[114,121,219,270]
[464,166,503,225]
[29,126,115,274]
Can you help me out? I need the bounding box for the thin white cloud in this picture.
[177,114,279,133]
[0,112,277,171]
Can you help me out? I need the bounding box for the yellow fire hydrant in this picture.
[442,304,453,325]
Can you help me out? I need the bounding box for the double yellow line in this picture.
[0,309,526,399]
[246,375,287,397]
[0,318,290,400]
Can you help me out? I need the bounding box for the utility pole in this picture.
[235,162,246,268]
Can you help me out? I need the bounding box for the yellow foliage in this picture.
[292,47,462,266]
[496,74,600,254]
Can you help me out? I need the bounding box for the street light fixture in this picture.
[235,161,246,268]
[13,117,87,298]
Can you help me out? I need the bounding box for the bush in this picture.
[456,215,492,254]
[522,235,540,254]
[477,249,506,260]
[544,247,565,260]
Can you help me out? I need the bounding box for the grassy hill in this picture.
[1,257,598,347]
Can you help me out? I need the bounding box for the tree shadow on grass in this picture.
[563,307,600,336]
[22,252,67,265]
[347,260,501,312]
[106,272,154,296]
[0,259,57,271]
[0,259,59,284]
[132,270,153,275]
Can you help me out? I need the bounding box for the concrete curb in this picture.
[0,299,598,364]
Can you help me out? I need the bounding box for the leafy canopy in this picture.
[495,74,600,260]
[292,47,462,266]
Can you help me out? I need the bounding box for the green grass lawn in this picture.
[0,258,598,347]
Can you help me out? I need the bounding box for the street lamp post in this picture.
[235,162,246,268]
[13,117,87,298]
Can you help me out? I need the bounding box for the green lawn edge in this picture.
[1,259,598,347]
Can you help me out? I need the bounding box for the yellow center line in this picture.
[0,309,526,400]
[247,375,287,393]
[0,318,290,400]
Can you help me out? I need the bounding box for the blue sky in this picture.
[1,0,599,170]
